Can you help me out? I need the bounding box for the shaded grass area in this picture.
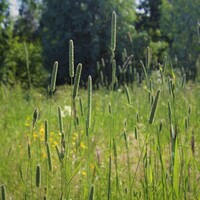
[1,76,200,199]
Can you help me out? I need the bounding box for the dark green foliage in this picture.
[137,0,162,32]
[0,0,46,87]
[0,0,12,83]
[160,0,200,79]
[13,0,42,42]
[0,0,199,87]
[135,0,168,66]
[41,0,136,83]
[2,40,47,87]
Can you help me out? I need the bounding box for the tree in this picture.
[136,0,162,39]
[135,0,168,67]
[160,0,200,79]
[13,0,42,42]
[0,0,12,83]
[40,0,136,83]
[0,0,47,87]
[0,0,11,65]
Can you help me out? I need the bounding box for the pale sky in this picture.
[9,0,19,16]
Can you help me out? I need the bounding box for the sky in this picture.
[9,0,19,16]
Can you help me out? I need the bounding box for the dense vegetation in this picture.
[0,0,200,86]
[0,1,200,199]
[1,48,200,199]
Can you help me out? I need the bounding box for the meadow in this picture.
[1,65,200,199]
[1,12,200,200]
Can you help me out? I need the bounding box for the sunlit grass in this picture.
[1,73,200,199]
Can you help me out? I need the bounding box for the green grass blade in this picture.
[86,76,92,136]
[46,142,52,171]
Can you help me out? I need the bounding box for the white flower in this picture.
[61,105,71,117]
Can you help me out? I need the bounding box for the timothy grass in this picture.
[0,71,200,199]
[1,12,200,200]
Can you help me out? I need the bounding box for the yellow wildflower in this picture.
[39,125,45,135]
[72,133,78,140]
[33,132,38,140]
[80,142,86,149]
[90,163,95,170]
[25,116,31,127]
[81,171,87,176]
[52,141,58,147]
[41,150,46,159]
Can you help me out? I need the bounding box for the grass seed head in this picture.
[28,143,31,159]
[111,11,116,52]
[72,63,82,99]
[149,89,161,125]
[69,39,74,78]
[86,75,92,135]
[32,108,39,128]
[50,61,58,93]
[36,164,41,187]
[1,184,6,200]
[58,106,63,133]
[88,185,95,200]
[46,142,52,171]
[44,120,48,144]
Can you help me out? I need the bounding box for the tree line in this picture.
[0,0,199,88]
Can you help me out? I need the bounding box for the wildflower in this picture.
[61,106,72,117]
[81,171,87,176]
[80,142,86,149]
[90,163,95,170]
[52,141,58,147]
[39,125,45,135]
[25,116,31,127]
[72,133,78,141]
[72,142,76,146]
[33,132,38,140]
[42,150,46,159]
[50,131,55,136]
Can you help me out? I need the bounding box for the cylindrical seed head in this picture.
[69,40,74,78]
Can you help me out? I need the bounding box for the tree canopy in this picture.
[41,0,136,83]
[160,0,200,79]
[0,0,199,86]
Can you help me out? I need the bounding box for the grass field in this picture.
[1,11,200,200]
[1,68,200,199]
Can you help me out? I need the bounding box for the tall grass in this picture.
[0,12,200,200]
[1,67,200,199]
